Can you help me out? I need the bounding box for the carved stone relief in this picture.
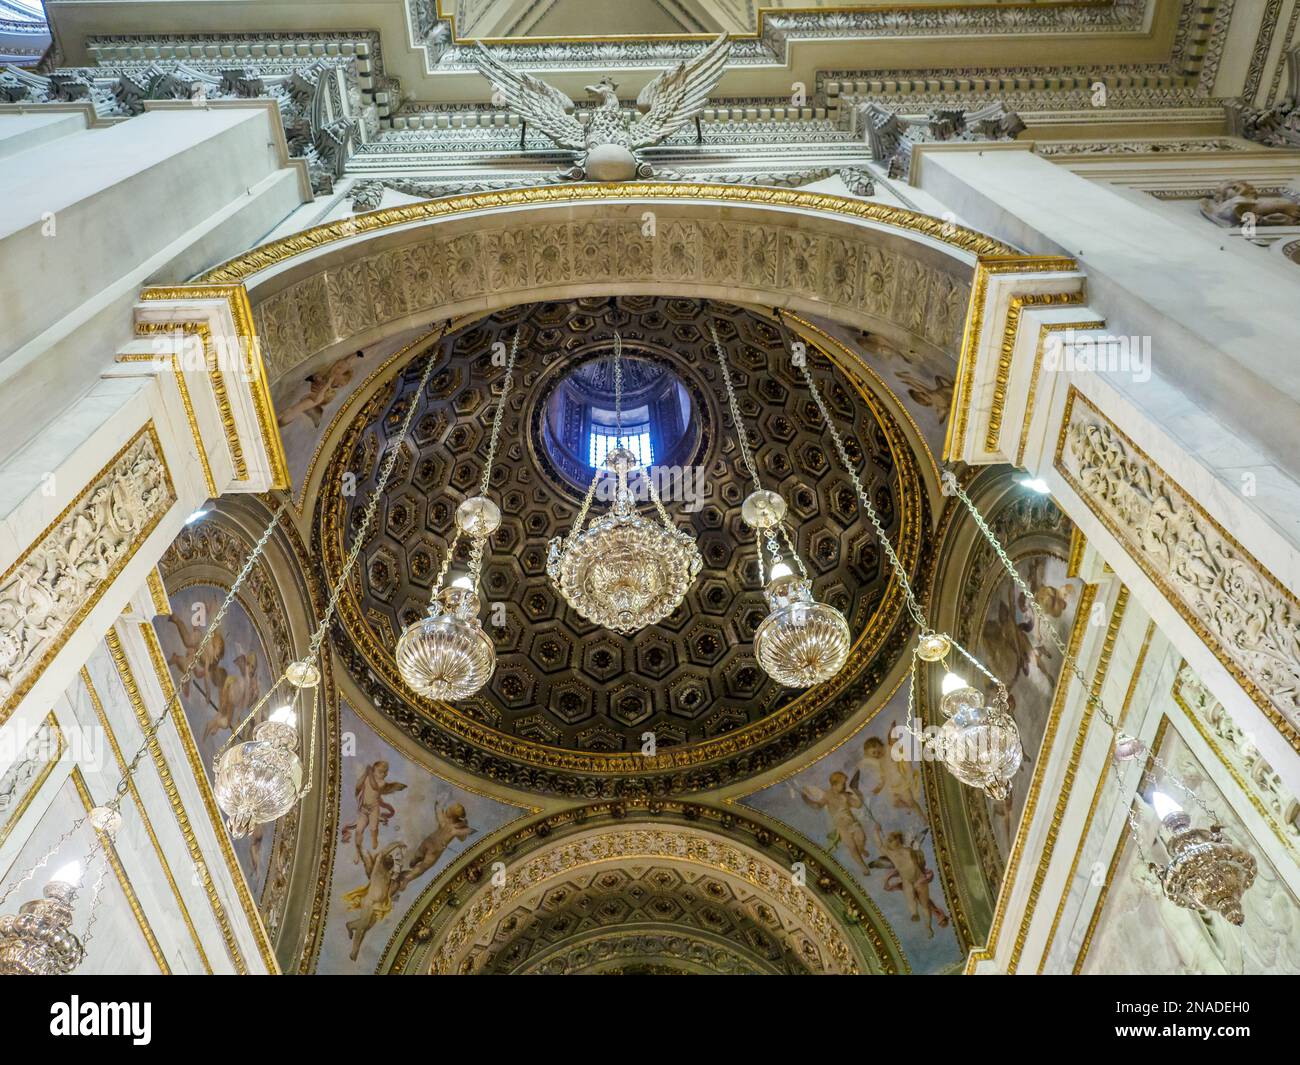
[250,213,970,383]
[0,426,175,722]
[1175,663,1300,856]
[1056,391,1300,751]
[1199,180,1300,228]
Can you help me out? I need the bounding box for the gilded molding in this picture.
[80,666,212,972]
[1017,318,1105,468]
[118,346,219,498]
[138,286,291,492]
[1072,715,1171,973]
[963,581,1098,972]
[145,568,170,617]
[1055,386,1300,753]
[1066,524,1088,578]
[0,713,62,850]
[133,321,249,483]
[197,183,1014,286]
[943,256,1079,462]
[1036,618,1155,973]
[984,291,1086,455]
[70,767,170,974]
[103,627,248,974]
[0,423,176,728]
[1007,586,1129,973]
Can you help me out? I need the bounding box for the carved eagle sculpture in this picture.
[473,34,732,181]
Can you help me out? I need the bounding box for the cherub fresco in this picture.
[342,841,408,962]
[164,607,225,698]
[867,818,950,939]
[202,645,261,742]
[276,350,362,430]
[894,370,954,425]
[398,802,474,891]
[859,726,925,820]
[341,760,407,865]
[796,771,872,874]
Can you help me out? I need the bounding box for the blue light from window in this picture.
[589,423,653,469]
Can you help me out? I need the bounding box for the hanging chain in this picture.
[479,328,521,497]
[297,684,321,798]
[2,497,292,907]
[613,332,624,445]
[941,466,1218,822]
[310,322,451,658]
[708,319,763,495]
[124,499,290,795]
[644,469,675,531]
[783,317,928,630]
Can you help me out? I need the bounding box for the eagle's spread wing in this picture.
[629,33,731,150]
[473,43,585,151]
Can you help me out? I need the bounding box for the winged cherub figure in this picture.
[473,34,731,182]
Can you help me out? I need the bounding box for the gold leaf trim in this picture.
[943,256,1079,462]
[80,667,213,972]
[197,183,1016,286]
[0,423,176,729]
[70,767,170,974]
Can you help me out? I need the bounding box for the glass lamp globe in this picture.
[753,571,851,687]
[214,706,303,838]
[930,680,1023,800]
[395,585,495,700]
[0,863,86,975]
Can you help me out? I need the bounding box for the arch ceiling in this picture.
[161,187,1016,973]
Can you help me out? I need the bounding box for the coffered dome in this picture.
[316,295,926,796]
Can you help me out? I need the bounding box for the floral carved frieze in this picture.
[0,425,176,723]
[251,215,969,382]
[1174,663,1300,857]
[1055,390,1300,750]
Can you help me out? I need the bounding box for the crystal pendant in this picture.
[214,714,303,838]
[548,447,701,636]
[396,585,496,700]
[930,684,1022,800]
[753,573,851,687]
[0,879,85,975]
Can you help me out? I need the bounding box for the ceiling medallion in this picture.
[397,332,520,699]
[548,333,702,635]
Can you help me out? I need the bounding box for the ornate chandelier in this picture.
[216,322,455,836]
[709,320,849,686]
[214,702,307,838]
[548,333,702,635]
[940,467,1258,919]
[396,497,500,699]
[928,670,1023,801]
[1150,792,1257,925]
[395,329,519,700]
[776,311,1022,800]
[0,863,87,975]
